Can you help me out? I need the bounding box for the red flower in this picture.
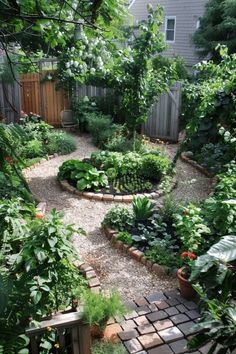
[181,252,188,258]
[183,210,189,216]
[188,252,197,260]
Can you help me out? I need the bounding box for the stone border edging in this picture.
[180,153,213,178]
[180,153,218,193]
[36,202,101,294]
[59,177,178,203]
[102,226,170,277]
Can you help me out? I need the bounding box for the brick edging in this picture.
[180,153,213,178]
[59,177,178,203]
[102,226,170,276]
[180,153,218,192]
[36,202,101,294]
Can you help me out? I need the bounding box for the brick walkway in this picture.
[104,289,208,354]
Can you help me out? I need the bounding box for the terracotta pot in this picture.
[177,267,196,300]
[90,324,104,339]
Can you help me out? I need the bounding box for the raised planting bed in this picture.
[58,150,177,202]
[101,196,182,274]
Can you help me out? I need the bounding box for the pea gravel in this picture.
[25,134,212,300]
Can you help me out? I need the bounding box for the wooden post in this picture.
[25,310,91,354]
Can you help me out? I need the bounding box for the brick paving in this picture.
[105,289,203,354]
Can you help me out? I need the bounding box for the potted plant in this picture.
[80,290,126,338]
[177,251,197,300]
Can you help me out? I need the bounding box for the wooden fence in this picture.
[20,72,69,126]
[75,82,182,142]
[0,79,21,123]
[26,311,91,354]
[142,82,182,142]
[1,70,182,140]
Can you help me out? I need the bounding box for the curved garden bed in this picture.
[101,196,183,275]
[58,150,177,202]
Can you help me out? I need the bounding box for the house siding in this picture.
[129,0,208,67]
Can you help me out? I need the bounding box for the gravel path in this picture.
[25,134,212,300]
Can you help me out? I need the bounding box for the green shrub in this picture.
[72,96,99,132]
[87,113,114,148]
[81,290,126,328]
[22,140,44,158]
[102,206,134,231]
[140,154,170,181]
[133,197,155,222]
[105,133,143,153]
[46,131,76,155]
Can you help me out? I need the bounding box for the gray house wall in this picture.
[129,0,208,67]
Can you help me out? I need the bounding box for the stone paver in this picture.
[148,344,174,354]
[169,339,188,353]
[124,338,143,353]
[138,324,156,335]
[158,327,184,343]
[138,333,163,349]
[113,290,201,353]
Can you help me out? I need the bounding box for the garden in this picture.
[0,1,236,354]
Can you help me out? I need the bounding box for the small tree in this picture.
[193,0,236,61]
[109,5,177,134]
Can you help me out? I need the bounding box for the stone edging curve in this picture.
[59,177,178,203]
[102,226,171,277]
[180,153,218,192]
[36,202,101,294]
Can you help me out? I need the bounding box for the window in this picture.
[165,17,176,42]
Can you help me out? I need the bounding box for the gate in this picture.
[142,81,182,142]
[20,72,69,126]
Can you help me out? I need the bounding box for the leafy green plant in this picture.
[145,236,179,269]
[20,118,52,142]
[203,163,236,236]
[81,291,126,329]
[72,96,99,132]
[21,140,44,158]
[102,206,134,231]
[117,231,133,245]
[0,205,87,354]
[73,164,108,192]
[182,46,236,172]
[188,236,236,353]
[13,209,86,316]
[58,159,108,191]
[87,113,119,148]
[46,131,77,155]
[92,341,126,354]
[140,154,170,181]
[133,197,155,222]
[174,204,211,253]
